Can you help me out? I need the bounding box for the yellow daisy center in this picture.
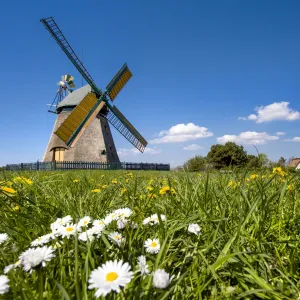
[115,235,120,240]
[151,242,157,247]
[106,272,118,282]
[84,221,88,225]
[66,227,74,232]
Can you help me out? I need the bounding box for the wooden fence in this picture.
[5,161,170,171]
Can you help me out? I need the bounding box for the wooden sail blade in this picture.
[106,64,132,101]
[55,92,100,146]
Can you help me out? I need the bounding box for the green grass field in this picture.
[0,169,300,299]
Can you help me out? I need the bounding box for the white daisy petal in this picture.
[0,233,8,244]
[0,275,9,295]
[19,246,55,272]
[144,238,160,254]
[88,259,133,297]
[188,224,201,235]
[152,269,173,289]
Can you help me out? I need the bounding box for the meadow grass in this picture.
[0,169,300,299]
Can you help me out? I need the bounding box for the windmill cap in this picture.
[57,85,92,112]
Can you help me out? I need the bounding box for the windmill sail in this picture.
[40,17,102,96]
[106,64,132,101]
[55,92,105,146]
[104,104,147,153]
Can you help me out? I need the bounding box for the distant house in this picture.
[288,158,300,168]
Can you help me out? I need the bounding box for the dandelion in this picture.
[19,246,55,272]
[144,238,160,254]
[146,186,154,191]
[188,223,201,235]
[137,255,150,276]
[91,189,101,193]
[0,275,9,295]
[60,223,81,239]
[111,179,118,184]
[152,269,174,289]
[73,179,79,183]
[287,184,294,192]
[108,232,123,247]
[23,177,33,185]
[88,260,133,297]
[121,188,127,195]
[159,186,176,195]
[78,216,92,228]
[102,184,108,189]
[31,234,52,247]
[0,187,16,194]
[0,233,8,244]
[250,174,258,180]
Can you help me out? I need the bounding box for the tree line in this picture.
[180,142,290,172]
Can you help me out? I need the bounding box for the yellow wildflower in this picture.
[228,180,234,187]
[159,186,176,195]
[102,185,108,189]
[148,179,155,185]
[91,189,101,193]
[73,179,79,183]
[125,178,130,183]
[250,174,258,180]
[148,193,157,199]
[111,179,118,184]
[261,175,266,179]
[14,176,33,185]
[121,188,127,195]
[287,184,294,192]
[1,186,16,194]
[272,167,286,177]
[146,186,154,191]
[126,172,134,178]
[12,205,20,211]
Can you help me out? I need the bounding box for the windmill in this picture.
[41,17,147,163]
[48,75,75,113]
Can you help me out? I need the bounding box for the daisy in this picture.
[0,233,8,244]
[78,216,92,228]
[117,219,127,229]
[144,238,160,254]
[116,208,132,219]
[0,275,9,295]
[137,255,150,276]
[79,228,96,242]
[60,223,81,239]
[50,215,73,233]
[108,232,123,247]
[188,224,201,235]
[88,260,133,297]
[4,260,21,274]
[152,269,174,289]
[31,234,52,247]
[19,246,55,272]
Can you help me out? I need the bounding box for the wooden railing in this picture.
[5,161,170,171]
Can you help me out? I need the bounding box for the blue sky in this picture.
[1,0,300,167]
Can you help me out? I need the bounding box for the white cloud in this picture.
[118,147,161,156]
[183,144,203,151]
[150,123,213,144]
[238,102,300,123]
[276,132,286,136]
[217,131,279,145]
[285,137,300,142]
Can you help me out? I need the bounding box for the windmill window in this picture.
[101,150,106,155]
[53,147,65,162]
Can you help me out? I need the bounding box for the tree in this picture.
[258,153,270,168]
[183,155,207,172]
[277,157,286,167]
[246,154,260,168]
[207,142,248,169]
